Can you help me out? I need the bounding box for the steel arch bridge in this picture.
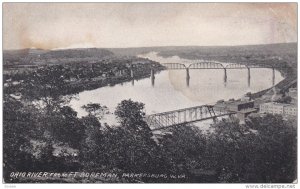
[161,63,187,69]
[145,105,234,131]
[161,62,288,70]
[225,63,249,69]
[224,63,277,69]
[189,62,225,69]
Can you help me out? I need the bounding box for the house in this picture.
[260,102,297,116]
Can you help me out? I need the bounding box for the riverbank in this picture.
[250,66,295,99]
[3,57,165,99]
[65,69,164,95]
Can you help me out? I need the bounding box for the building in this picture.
[284,105,297,116]
[288,88,297,104]
[215,100,257,124]
[215,100,255,112]
[260,102,284,114]
[229,101,254,111]
[288,88,297,98]
[259,102,297,116]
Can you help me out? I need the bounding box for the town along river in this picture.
[69,52,284,127]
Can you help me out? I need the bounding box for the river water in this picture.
[70,52,284,127]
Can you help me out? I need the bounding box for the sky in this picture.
[3,3,297,50]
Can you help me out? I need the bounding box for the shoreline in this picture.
[251,67,295,99]
[69,62,291,102]
[64,69,164,95]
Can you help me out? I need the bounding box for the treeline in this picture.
[3,96,297,183]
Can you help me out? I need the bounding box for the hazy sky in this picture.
[3,3,297,50]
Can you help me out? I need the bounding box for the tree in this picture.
[245,114,297,182]
[81,103,109,119]
[112,99,162,176]
[79,115,104,169]
[204,118,252,182]
[43,106,85,148]
[115,99,151,136]
[3,95,33,181]
[159,126,207,175]
[205,114,297,183]
[21,65,75,109]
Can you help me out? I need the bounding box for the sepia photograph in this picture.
[1,2,298,185]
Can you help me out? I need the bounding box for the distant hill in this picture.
[108,43,297,57]
[108,43,297,69]
[4,43,296,66]
[3,48,114,65]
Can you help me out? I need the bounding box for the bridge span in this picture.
[145,105,235,131]
[160,62,287,86]
[128,62,286,87]
[161,62,277,70]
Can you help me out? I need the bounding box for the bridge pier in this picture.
[186,68,190,87]
[272,67,275,86]
[212,117,217,123]
[237,113,246,124]
[247,68,251,87]
[186,68,190,79]
[223,68,227,83]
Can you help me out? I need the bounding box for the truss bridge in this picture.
[145,105,235,131]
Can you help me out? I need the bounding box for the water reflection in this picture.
[151,67,278,88]
[224,70,227,87]
[272,68,275,86]
[186,68,190,87]
[151,75,155,87]
[248,68,251,88]
[186,75,190,87]
[70,54,285,126]
[151,69,155,87]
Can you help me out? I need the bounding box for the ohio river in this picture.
[70,52,284,126]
